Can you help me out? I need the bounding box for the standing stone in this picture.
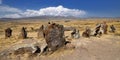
[37,25,44,38]
[74,30,80,39]
[82,26,91,37]
[109,25,116,33]
[71,29,80,39]
[94,23,101,36]
[5,28,12,38]
[19,27,27,39]
[101,22,108,34]
[43,23,66,51]
[71,29,76,38]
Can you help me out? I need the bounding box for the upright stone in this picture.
[109,25,116,33]
[5,28,12,38]
[43,23,66,51]
[101,22,108,34]
[71,29,80,39]
[19,27,27,39]
[37,25,44,38]
[82,26,91,37]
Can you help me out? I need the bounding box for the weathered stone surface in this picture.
[19,27,27,39]
[101,22,108,34]
[37,25,44,38]
[43,23,66,51]
[5,28,12,38]
[0,39,42,57]
[71,29,80,39]
[109,25,116,33]
[65,42,75,49]
[82,27,91,37]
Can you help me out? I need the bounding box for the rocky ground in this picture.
[0,19,120,60]
[38,35,120,60]
[0,34,120,60]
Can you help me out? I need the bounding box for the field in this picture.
[0,18,120,60]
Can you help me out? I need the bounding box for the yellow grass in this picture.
[0,18,120,51]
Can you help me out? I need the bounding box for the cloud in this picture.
[23,5,86,17]
[1,5,86,18]
[0,5,22,13]
[0,5,22,18]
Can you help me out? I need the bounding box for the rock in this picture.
[37,25,45,38]
[109,25,116,33]
[71,29,80,39]
[5,28,12,38]
[43,23,66,52]
[18,27,27,39]
[65,43,75,49]
[14,39,41,54]
[101,22,108,34]
[13,46,41,55]
[0,39,42,57]
[82,26,91,37]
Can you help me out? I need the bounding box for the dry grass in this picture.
[0,19,120,51]
[0,18,120,60]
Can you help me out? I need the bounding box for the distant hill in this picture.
[0,16,78,21]
[0,16,120,21]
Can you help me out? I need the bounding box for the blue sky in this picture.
[0,0,120,18]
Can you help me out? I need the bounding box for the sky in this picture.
[0,0,120,18]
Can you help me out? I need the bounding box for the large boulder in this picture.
[0,39,42,59]
[43,23,66,52]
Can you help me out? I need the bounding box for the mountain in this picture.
[0,16,78,20]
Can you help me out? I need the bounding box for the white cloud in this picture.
[22,5,86,17]
[0,5,22,18]
[0,5,22,13]
[1,5,86,18]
